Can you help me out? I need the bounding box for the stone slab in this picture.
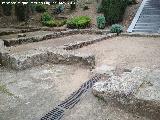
[93,67,160,119]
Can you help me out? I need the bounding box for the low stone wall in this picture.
[64,34,115,50]
[2,29,110,47]
[3,32,62,47]
[10,26,110,35]
[0,28,40,36]
[0,48,95,70]
[93,67,160,120]
[0,32,116,70]
[0,49,48,70]
[48,49,95,67]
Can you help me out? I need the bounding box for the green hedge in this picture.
[42,20,66,27]
[101,0,128,24]
[41,12,66,27]
[66,16,91,29]
[41,12,53,22]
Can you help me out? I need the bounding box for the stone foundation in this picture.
[1,29,111,47]
[0,48,95,70]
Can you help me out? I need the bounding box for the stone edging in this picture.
[63,33,116,50]
[0,28,41,36]
[2,29,110,47]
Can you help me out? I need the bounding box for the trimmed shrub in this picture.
[101,0,128,24]
[35,4,46,13]
[67,16,91,29]
[41,12,66,27]
[42,20,66,27]
[96,15,106,29]
[110,24,123,35]
[41,12,53,22]
[2,3,12,16]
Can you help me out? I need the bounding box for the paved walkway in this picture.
[128,0,160,33]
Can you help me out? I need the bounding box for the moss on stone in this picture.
[0,83,13,96]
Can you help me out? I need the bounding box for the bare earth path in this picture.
[75,36,160,70]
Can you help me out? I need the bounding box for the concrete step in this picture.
[134,26,159,30]
[132,29,159,33]
[135,23,160,26]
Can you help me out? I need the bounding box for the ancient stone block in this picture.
[93,67,160,119]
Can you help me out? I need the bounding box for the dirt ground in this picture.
[0,64,90,120]
[5,34,105,53]
[74,36,160,70]
[62,35,160,120]
[1,34,160,120]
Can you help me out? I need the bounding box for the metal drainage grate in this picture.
[41,75,101,120]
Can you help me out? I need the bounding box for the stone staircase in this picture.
[128,0,160,33]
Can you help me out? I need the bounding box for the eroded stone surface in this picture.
[91,64,116,78]
[93,67,160,119]
[0,48,95,70]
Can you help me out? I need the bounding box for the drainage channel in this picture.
[41,75,102,120]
